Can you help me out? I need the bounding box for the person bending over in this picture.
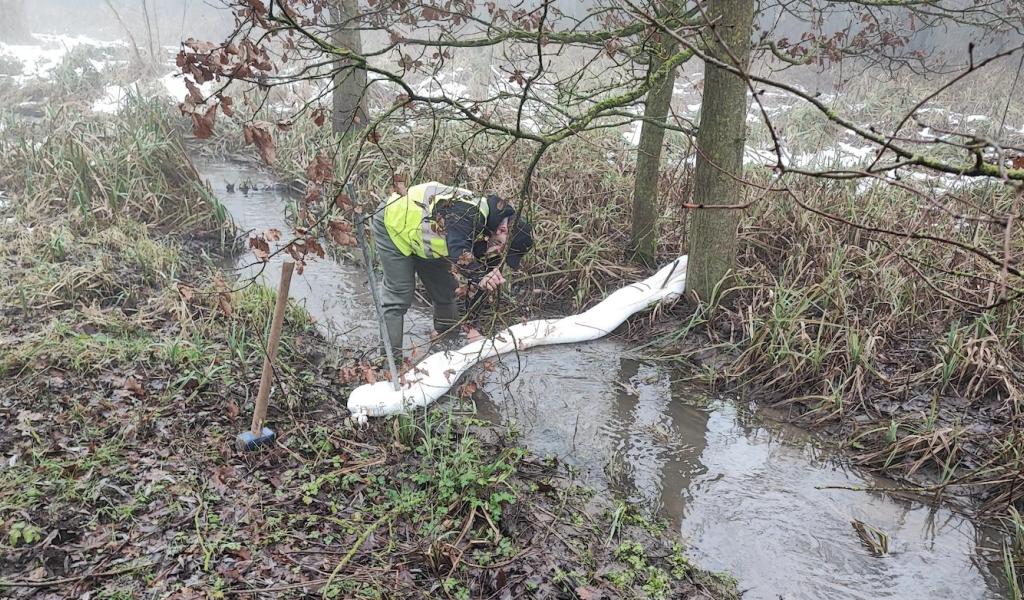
[371,181,533,363]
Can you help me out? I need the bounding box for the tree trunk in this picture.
[0,0,31,44]
[629,40,678,267]
[330,0,368,136]
[685,0,755,302]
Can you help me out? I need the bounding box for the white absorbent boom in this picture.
[348,255,688,420]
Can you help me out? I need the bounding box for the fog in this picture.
[10,0,1022,64]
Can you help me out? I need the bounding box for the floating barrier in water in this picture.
[348,255,688,421]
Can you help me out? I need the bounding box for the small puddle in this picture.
[195,158,1010,600]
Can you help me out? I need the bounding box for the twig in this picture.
[321,514,389,598]
[0,560,153,588]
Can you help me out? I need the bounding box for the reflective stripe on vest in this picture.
[382,182,489,259]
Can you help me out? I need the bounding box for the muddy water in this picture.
[196,159,1008,600]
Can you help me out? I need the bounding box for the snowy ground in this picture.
[0,33,219,116]
[0,33,125,83]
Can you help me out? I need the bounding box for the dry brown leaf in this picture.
[245,0,268,15]
[249,235,270,262]
[305,236,325,258]
[191,103,218,139]
[243,121,276,164]
[311,107,327,127]
[122,377,145,399]
[305,152,335,184]
[303,183,322,204]
[214,277,233,316]
[220,95,234,117]
[328,219,355,246]
[177,283,195,302]
[183,38,216,54]
[185,78,204,104]
[334,191,353,210]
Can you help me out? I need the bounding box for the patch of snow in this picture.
[787,141,875,169]
[487,66,521,97]
[413,74,469,100]
[0,42,66,81]
[743,146,777,167]
[623,122,642,146]
[518,117,541,134]
[855,178,878,195]
[838,142,874,160]
[852,170,959,197]
[92,85,128,113]
[160,71,216,102]
[161,71,188,101]
[0,33,124,82]
[757,103,793,116]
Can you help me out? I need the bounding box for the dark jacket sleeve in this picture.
[438,201,487,283]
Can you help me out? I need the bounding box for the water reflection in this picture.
[475,347,1007,600]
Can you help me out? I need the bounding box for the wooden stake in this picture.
[250,261,295,436]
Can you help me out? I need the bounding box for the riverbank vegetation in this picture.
[0,91,738,597]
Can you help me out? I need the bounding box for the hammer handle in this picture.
[250,261,295,436]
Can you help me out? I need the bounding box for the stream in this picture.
[196,158,1009,600]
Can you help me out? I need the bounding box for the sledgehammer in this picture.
[236,261,295,451]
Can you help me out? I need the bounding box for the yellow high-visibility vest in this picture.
[382,182,490,258]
